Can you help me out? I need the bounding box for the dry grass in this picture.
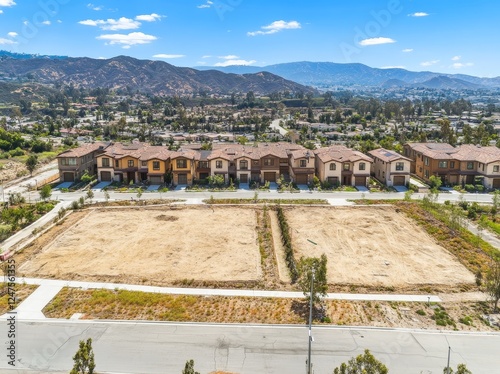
[0,283,38,314]
[43,287,498,332]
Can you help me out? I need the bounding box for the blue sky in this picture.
[0,0,498,77]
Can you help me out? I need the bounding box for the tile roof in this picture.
[368,148,412,163]
[57,142,109,158]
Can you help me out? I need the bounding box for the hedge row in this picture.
[276,205,298,282]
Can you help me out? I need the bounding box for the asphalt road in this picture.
[2,320,499,374]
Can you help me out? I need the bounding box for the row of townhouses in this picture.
[403,143,500,189]
[56,142,413,188]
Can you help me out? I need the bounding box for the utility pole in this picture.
[446,346,451,374]
[307,268,315,374]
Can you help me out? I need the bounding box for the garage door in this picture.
[240,174,248,183]
[354,176,366,186]
[393,176,406,186]
[295,174,308,184]
[178,174,188,184]
[493,179,500,189]
[263,172,276,182]
[100,171,112,182]
[150,176,162,184]
[63,172,75,182]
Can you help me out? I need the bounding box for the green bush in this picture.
[276,205,298,282]
[464,184,475,192]
[416,309,426,316]
[8,147,24,157]
[475,184,484,192]
[0,224,12,241]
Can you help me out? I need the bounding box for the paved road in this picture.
[3,161,59,198]
[1,320,499,373]
[269,119,288,136]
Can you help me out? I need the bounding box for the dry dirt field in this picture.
[285,205,475,286]
[19,206,261,284]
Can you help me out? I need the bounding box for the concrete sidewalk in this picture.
[1,284,62,320]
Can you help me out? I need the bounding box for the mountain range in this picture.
[197,61,500,89]
[0,55,312,96]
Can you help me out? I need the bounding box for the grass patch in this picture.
[0,284,38,314]
[204,198,328,205]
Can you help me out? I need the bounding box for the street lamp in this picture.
[307,267,315,374]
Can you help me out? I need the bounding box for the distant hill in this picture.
[0,50,68,60]
[0,55,313,95]
[411,76,484,90]
[197,61,500,89]
[0,81,59,104]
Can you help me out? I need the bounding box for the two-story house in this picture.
[57,142,109,182]
[288,149,315,185]
[368,148,412,187]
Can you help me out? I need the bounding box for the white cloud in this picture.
[248,20,301,36]
[122,45,131,49]
[197,61,207,65]
[381,66,406,69]
[23,20,28,25]
[219,55,239,60]
[0,1,16,7]
[359,37,396,46]
[7,31,17,37]
[96,32,157,46]
[214,59,256,67]
[420,60,440,67]
[197,1,213,9]
[87,3,103,11]
[202,55,212,59]
[402,48,413,53]
[97,56,107,59]
[452,62,474,69]
[0,10,3,14]
[79,17,141,31]
[42,20,51,25]
[409,12,429,17]
[451,55,461,61]
[153,54,185,59]
[136,13,163,22]
[57,20,62,23]
[0,38,16,45]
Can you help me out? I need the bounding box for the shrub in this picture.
[276,205,298,282]
[0,224,12,241]
[475,184,484,192]
[416,309,426,316]
[464,184,475,192]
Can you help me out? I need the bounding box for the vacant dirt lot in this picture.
[285,206,475,286]
[19,206,261,284]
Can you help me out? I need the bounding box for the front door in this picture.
[343,175,351,186]
[178,174,188,184]
[127,172,135,183]
[240,174,248,183]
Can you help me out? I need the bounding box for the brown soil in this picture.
[18,206,261,285]
[0,284,38,314]
[284,206,475,286]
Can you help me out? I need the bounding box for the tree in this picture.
[39,185,52,201]
[444,363,473,374]
[333,349,388,374]
[70,338,95,374]
[182,359,200,374]
[86,189,94,204]
[25,155,38,176]
[136,187,143,200]
[485,259,500,313]
[297,254,328,304]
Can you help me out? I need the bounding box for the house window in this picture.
[494,165,500,173]
[240,160,248,170]
[424,170,429,178]
[329,163,336,171]
[264,158,274,166]
[300,160,307,167]
[343,163,350,171]
[102,158,110,167]
[424,157,429,166]
[128,160,134,168]
[62,158,77,166]
[153,161,160,170]
[467,162,474,170]
[216,160,223,169]
[199,161,209,169]
[450,161,455,168]
[395,162,404,171]
[359,162,366,171]
[115,160,119,168]
[177,159,187,168]
[141,161,147,167]
[438,161,448,168]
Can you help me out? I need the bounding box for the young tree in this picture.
[39,185,52,201]
[182,359,200,374]
[297,254,328,304]
[70,338,95,374]
[25,155,38,176]
[485,259,500,313]
[444,363,473,374]
[136,187,143,200]
[333,349,388,374]
[104,190,110,203]
[86,189,94,204]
